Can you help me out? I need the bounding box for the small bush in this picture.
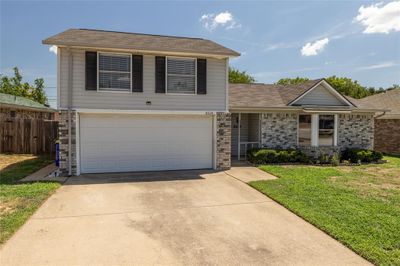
[341,149,383,163]
[331,153,340,166]
[247,148,309,164]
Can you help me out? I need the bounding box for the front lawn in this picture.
[250,156,400,266]
[0,154,61,244]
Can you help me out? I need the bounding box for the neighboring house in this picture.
[43,29,383,176]
[229,80,384,159]
[0,93,55,120]
[358,89,400,155]
[0,93,57,154]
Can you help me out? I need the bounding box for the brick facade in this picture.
[374,119,400,155]
[216,112,231,170]
[58,110,77,176]
[260,113,297,149]
[338,113,374,150]
[258,112,375,159]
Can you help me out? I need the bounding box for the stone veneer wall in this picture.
[374,119,400,155]
[216,112,231,170]
[258,112,375,159]
[299,146,341,159]
[338,113,374,150]
[260,113,297,149]
[58,110,77,176]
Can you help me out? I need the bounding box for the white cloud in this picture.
[49,45,57,55]
[301,38,329,56]
[357,61,398,70]
[200,11,241,31]
[355,1,400,34]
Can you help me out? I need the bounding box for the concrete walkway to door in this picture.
[0,170,370,266]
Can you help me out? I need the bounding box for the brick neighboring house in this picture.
[358,89,400,155]
[43,28,384,176]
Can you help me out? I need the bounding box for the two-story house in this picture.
[44,29,385,176]
[44,29,238,175]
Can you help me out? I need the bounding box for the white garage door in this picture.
[79,114,213,173]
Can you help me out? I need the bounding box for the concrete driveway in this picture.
[0,170,369,266]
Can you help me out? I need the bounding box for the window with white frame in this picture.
[98,53,131,91]
[298,114,337,147]
[318,115,335,146]
[298,114,312,145]
[167,57,196,94]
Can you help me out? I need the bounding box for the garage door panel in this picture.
[80,114,213,173]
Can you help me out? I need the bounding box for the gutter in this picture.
[374,111,387,119]
[0,103,56,113]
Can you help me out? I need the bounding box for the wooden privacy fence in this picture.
[0,117,58,157]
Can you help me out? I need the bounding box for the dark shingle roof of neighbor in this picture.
[42,28,240,57]
[358,89,400,117]
[0,93,55,112]
[229,79,325,109]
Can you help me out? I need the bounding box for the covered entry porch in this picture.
[231,113,261,160]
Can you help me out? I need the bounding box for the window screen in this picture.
[167,58,196,94]
[319,115,335,146]
[98,53,131,91]
[299,114,312,145]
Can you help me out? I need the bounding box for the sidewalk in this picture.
[20,164,67,183]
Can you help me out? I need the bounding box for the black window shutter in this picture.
[197,59,207,94]
[85,51,97,90]
[132,55,143,92]
[155,56,166,93]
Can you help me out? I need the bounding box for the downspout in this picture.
[67,47,73,176]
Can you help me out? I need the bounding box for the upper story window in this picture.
[166,57,196,94]
[98,53,131,92]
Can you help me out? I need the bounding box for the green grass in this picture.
[0,155,61,244]
[250,156,400,266]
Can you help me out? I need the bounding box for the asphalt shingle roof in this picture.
[0,93,54,112]
[43,29,240,57]
[358,89,400,118]
[229,79,324,109]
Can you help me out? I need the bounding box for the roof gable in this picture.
[289,80,353,107]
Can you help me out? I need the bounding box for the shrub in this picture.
[341,149,383,163]
[247,148,309,164]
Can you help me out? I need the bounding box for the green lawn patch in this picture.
[0,155,61,244]
[250,156,400,266]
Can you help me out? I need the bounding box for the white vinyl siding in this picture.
[79,114,213,173]
[294,85,348,106]
[98,53,131,92]
[59,48,227,111]
[167,57,196,94]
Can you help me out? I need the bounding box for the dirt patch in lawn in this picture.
[0,154,37,172]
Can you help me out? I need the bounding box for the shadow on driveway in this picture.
[64,169,215,185]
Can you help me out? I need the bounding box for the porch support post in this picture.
[311,114,319,147]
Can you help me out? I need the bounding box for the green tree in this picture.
[229,67,255,83]
[0,67,48,105]
[274,76,389,99]
[276,77,310,85]
[325,76,371,99]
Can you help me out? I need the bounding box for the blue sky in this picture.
[1,0,399,107]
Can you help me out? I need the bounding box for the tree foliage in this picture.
[275,76,395,99]
[229,67,255,84]
[0,67,48,105]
